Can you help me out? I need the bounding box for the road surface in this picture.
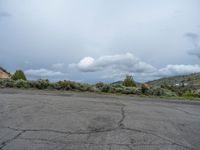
[0,89,200,150]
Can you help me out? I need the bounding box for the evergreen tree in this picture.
[11,70,27,80]
[123,75,136,87]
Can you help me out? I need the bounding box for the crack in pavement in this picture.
[7,137,191,149]
[121,127,197,150]
[0,104,197,150]
[118,105,126,128]
[0,130,25,150]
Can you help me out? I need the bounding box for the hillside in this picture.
[147,73,200,88]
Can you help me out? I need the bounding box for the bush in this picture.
[11,70,27,81]
[101,84,111,93]
[114,87,123,93]
[141,84,150,94]
[76,83,91,92]
[0,79,15,88]
[121,87,134,94]
[56,80,71,90]
[96,82,104,89]
[151,88,165,96]
[183,91,200,98]
[123,75,136,87]
[28,80,49,89]
[88,86,100,92]
[14,80,29,88]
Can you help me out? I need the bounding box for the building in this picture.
[0,67,11,79]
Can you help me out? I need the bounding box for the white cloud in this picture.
[69,53,200,82]
[52,63,64,69]
[25,69,63,77]
[69,53,156,73]
[157,64,200,77]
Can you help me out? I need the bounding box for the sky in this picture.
[0,0,200,83]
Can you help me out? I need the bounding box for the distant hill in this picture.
[147,73,200,88]
[111,80,141,86]
[111,81,123,85]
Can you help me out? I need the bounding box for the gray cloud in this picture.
[185,32,200,58]
[1,0,200,83]
[52,63,65,70]
[157,64,200,77]
[0,12,12,18]
[70,53,200,82]
[185,33,199,42]
[69,53,156,73]
[189,50,200,58]
[135,64,200,82]
[25,69,63,78]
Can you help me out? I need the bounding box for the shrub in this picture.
[121,87,133,94]
[123,75,136,87]
[76,84,91,92]
[14,80,29,88]
[183,91,200,98]
[114,87,123,93]
[0,79,15,88]
[37,80,49,89]
[151,88,165,96]
[88,86,100,92]
[141,84,150,94]
[101,84,111,93]
[96,82,104,89]
[56,80,71,90]
[28,80,49,89]
[11,70,27,81]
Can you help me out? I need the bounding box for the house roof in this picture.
[0,66,11,75]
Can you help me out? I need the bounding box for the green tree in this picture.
[11,70,27,81]
[123,75,136,87]
[141,84,150,94]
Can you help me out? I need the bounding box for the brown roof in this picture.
[0,66,11,75]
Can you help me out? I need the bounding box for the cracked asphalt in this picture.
[0,89,200,150]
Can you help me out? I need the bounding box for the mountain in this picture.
[147,73,200,88]
[111,81,141,86]
[111,81,123,85]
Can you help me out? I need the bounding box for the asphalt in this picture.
[0,88,200,150]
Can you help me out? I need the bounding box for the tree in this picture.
[123,75,136,87]
[141,83,150,94]
[11,70,27,81]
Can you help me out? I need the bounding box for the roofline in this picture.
[0,67,11,75]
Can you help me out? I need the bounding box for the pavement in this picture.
[0,88,200,150]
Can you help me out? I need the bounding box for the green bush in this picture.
[56,80,71,90]
[76,83,91,92]
[28,80,49,89]
[121,87,134,94]
[11,70,27,81]
[37,80,50,89]
[14,80,29,88]
[88,86,100,92]
[183,91,200,98]
[0,79,15,88]
[141,84,150,94]
[152,88,165,96]
[123,75,136,87]
[96,82,104,89]
[101,84,111,93]
[114,87,123,93]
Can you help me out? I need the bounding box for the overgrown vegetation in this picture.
[0,73,200,100]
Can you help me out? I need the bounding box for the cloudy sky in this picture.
[0,0,200,83]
